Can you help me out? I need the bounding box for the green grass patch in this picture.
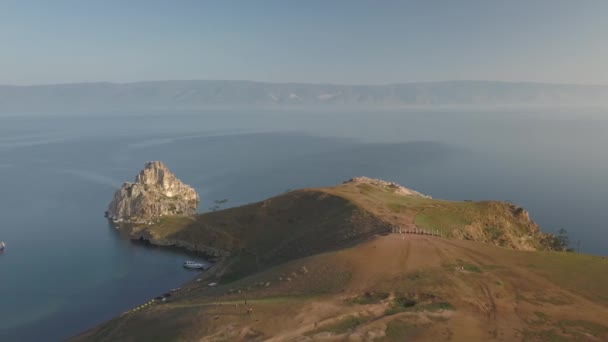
[219,255,260,283]
[385,296,454,316]
[356,183,376,195]
[483,264,506,271]
[463,263,482,273]
[144,215,193,238]
[347,292,389,305]
[413,202,477,236]
[521,328,569,342]
[387,202,403,213]
[311,314,372,335]
[444,260,483,273]
[385,296,417,315]
[423,302,455,311]
[454,259,483,273]
[529,311,550,327]
[556,320,608,337]
[407,271,423,281]
[427,315,449,323]
[379,269,450,294]
[534,311,550,322]
[533,295,571,306]
[233,294,315,303]
[382,319,429,341]
[522,252,608,306]
[485,226,504,241]
[523,320,608,341]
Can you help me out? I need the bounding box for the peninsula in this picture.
[79,167,608,341]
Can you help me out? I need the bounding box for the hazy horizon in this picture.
[2,1,608,86]
[2,80,608,115]
[3,79,608,88]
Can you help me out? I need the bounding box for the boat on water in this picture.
[0,241,5,252]
[183,260,206,269]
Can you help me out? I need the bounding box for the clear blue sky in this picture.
[1,0,607,85]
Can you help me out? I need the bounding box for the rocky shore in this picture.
[129,227,230,258]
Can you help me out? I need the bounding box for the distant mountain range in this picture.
[1,80,607,114]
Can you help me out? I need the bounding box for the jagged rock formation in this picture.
[107,161,199,223]
[343,176,431,198]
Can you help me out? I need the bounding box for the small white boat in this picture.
[183,260,206,269]
[0,241,5,252]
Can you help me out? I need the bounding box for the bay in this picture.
[1,108,607,340]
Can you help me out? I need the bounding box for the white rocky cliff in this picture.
[107,161,200,223]
[343,177,431,198]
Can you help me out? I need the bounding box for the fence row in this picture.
[390,227,443,237]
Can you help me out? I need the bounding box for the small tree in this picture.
[541,228,572,251]
[556,228,569,250]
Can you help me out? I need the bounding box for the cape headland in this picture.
[80,168,608,341]
[115,173,559,258]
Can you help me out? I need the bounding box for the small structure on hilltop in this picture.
[343,177,431,198]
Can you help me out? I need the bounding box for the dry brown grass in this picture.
[74,181,608,341]
[74,235,608,341]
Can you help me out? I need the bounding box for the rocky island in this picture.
[106,161,199,224]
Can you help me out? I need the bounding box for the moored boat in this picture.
[0,241,5,252]
[183,260,206,269]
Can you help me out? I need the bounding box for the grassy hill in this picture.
[73,178,608,341]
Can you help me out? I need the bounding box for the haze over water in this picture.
[1,108,607,340]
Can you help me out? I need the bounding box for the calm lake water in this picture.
[1,108,607,340]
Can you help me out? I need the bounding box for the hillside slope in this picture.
[125,177,555,271]
[74,235,608,341]
[73,178,606,341]
[127,187,393,277]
